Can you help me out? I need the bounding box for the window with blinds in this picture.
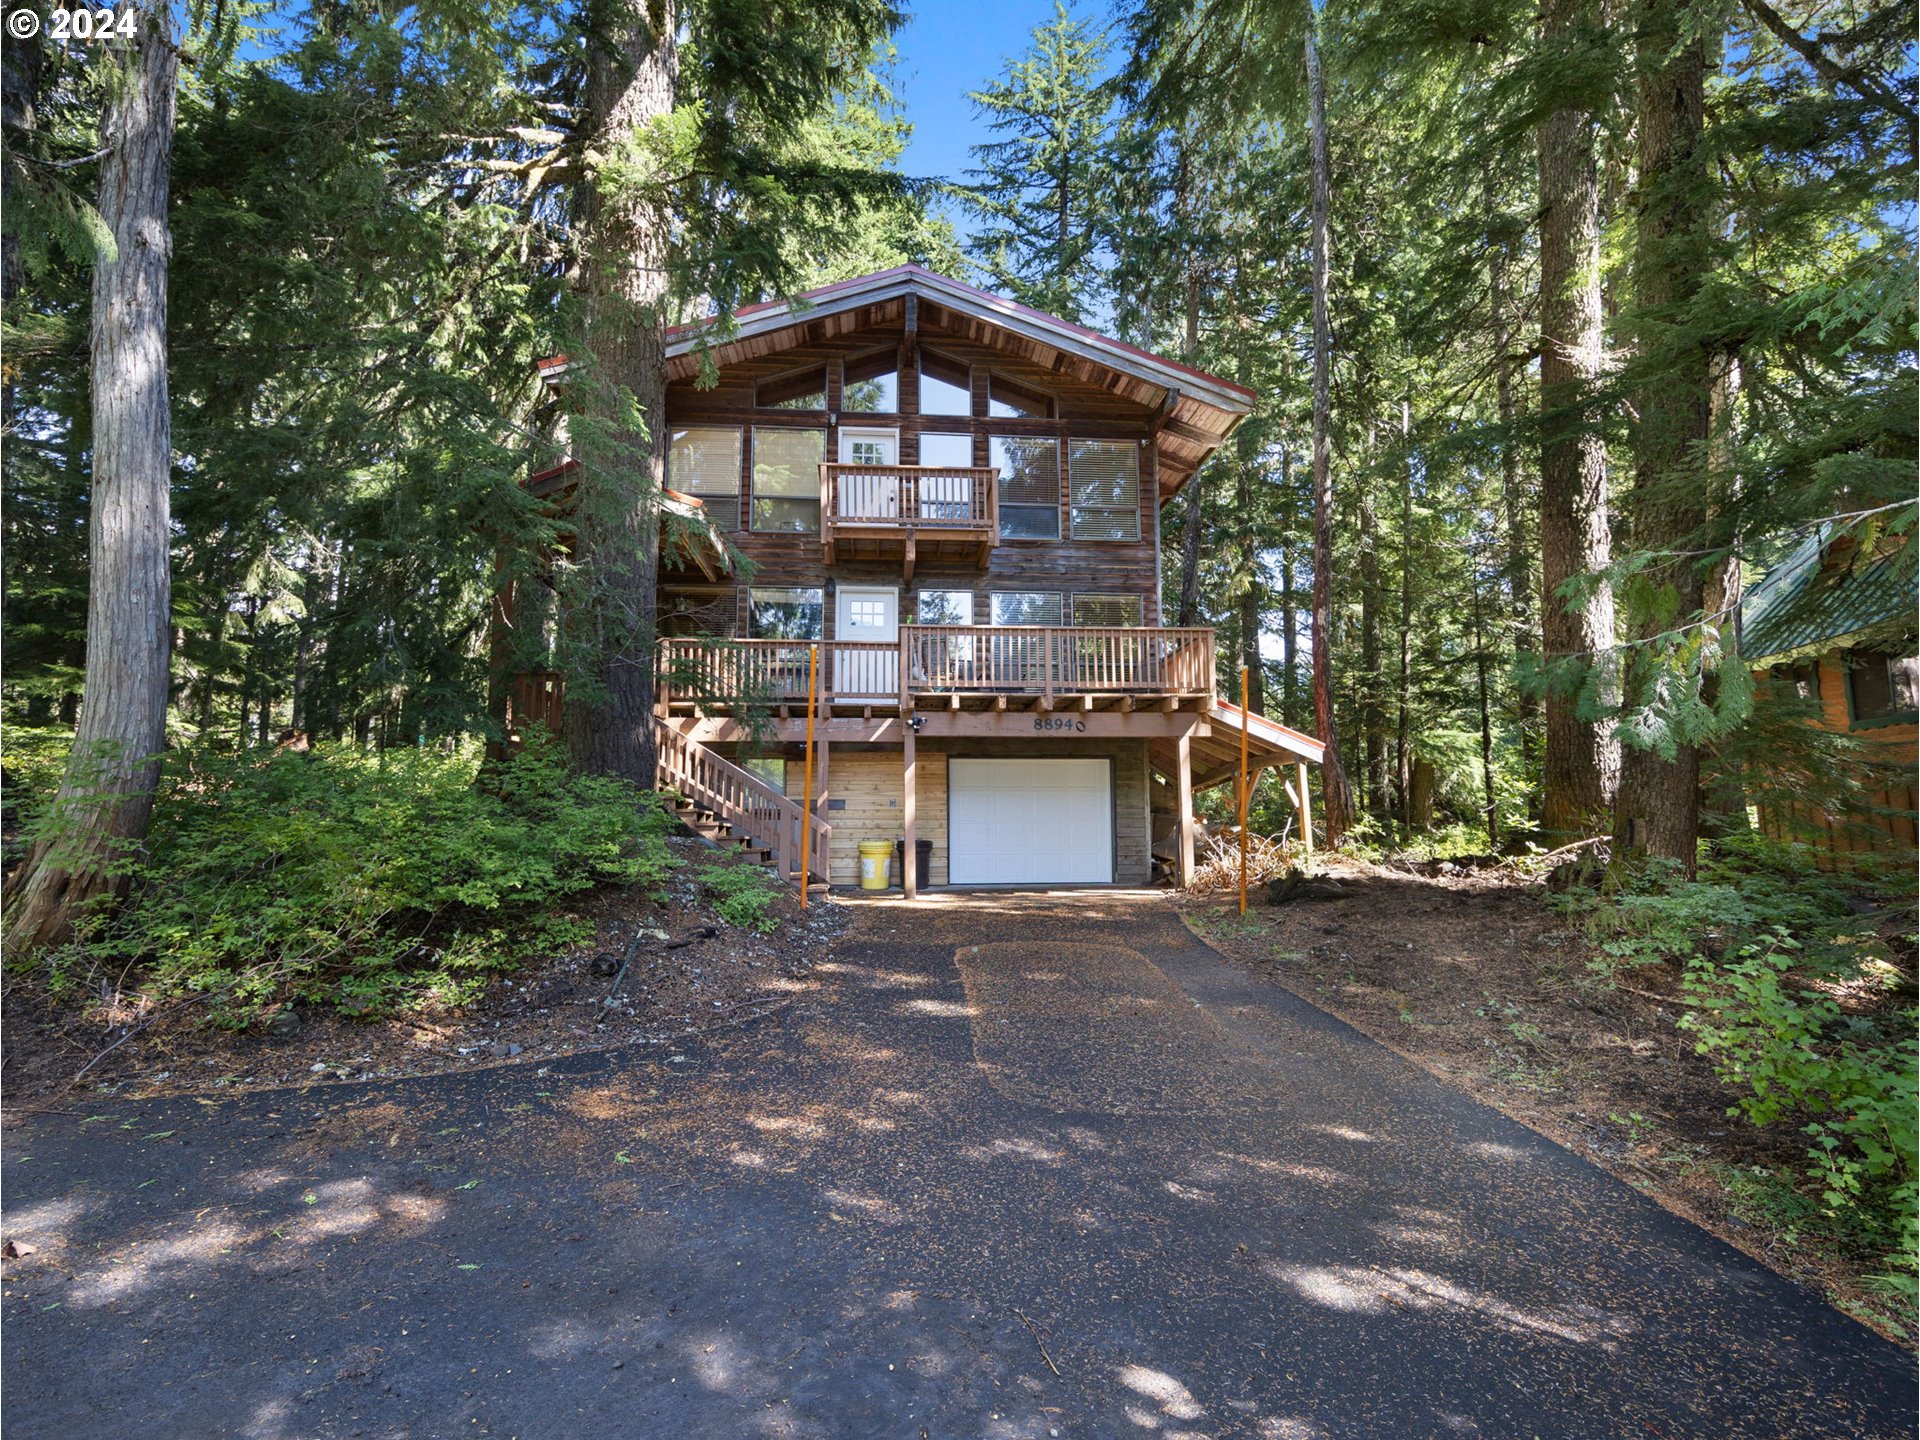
[1071,593,1145,627]
[990,435,1059,540]
[751,428,824,533]
[667,427,742,529]
[991,592,1063,626]
[1068,440,1141,541]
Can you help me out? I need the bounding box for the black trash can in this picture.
[894,838,933,890]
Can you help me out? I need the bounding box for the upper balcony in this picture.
[819,463,998,576]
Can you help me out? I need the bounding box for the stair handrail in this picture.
[652,719,831,884]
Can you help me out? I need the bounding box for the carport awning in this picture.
[1149,701,1323,793]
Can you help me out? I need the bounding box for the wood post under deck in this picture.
[902,722,918,899]
[1296,759,1314,859]
[1176,730,1196,887]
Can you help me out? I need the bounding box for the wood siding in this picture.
[1752,652,1918,861]
[664,316,1166,632]
[751,737,1152,886]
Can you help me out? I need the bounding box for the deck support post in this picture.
[1295,759,1314,862]
[902,722,918,899]
[814,734,831,884]
[1176,730,1196,888]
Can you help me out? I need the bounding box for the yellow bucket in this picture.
[857,840,893,891]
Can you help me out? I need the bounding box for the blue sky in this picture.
[890,1,1118,188]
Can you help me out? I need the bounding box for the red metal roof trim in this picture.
[665,264,1257,403]
[529,458,581,486]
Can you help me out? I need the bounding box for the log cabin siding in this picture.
[1753,653,1919,860]
[664,318,1166,632]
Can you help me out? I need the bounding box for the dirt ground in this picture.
[1178,855,1916,1349]
[1,835,842,1105]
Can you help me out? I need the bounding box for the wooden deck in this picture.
[819,463,998,575]
[658,626,1216,715]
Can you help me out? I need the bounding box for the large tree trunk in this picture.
[5,10,178,951]
[1397,400,1414,831]
[1173,211,1205,628]
[1358,472,1386,819]
[1536,0,1620,837]
[1613,0,1712,868]
[1235,452,1265,714]
[1279,448,1298,729]
[1489,229,1540,807]
[562,0,678,786]
[1305,13,1354,844]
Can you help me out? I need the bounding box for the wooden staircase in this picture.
[653,719,830,885]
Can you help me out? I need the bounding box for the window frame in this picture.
[841,348,901,415]
[755,364,828,412]
[1071,593,1146,627]
[918,349,974,417]
[666,425,743,531]
[990,434,1061,542]
[990,591,1064,627]
[1845,650,1919,730]
[750,426,826,534]
[1067,439,1143,542]
[987,373,1056,419]
[747,586,826,640]
[915,589,975,626]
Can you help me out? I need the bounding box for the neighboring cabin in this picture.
[498,266,1323,893]
[1742,525,1918,860]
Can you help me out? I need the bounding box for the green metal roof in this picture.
[1740,525,1917,664]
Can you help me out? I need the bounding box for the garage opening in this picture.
[947,757,1114,885]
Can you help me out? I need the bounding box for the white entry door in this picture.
[837,428,899,520]
[948,758,1114,885]
[834,585,899,699]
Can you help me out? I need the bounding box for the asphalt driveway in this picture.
[3,892,1912,1438]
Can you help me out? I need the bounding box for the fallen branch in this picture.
[1013,1308,1062,1376]
[72,985,233,1084]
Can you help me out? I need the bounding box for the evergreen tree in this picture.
[961,2,1117,321]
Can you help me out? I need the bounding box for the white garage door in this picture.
[948,758,1113,885]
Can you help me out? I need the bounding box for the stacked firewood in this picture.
[1187,826,1301,896]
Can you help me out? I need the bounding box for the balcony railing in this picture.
[820,463,998,535]
[658,626,1215,711]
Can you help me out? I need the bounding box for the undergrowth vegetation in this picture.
[1560,836,1918,1292]
[4,731,682,1026]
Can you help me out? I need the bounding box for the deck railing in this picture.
[659,627,1215,709]
[903,626,1215,700]
[660,638,901,707]
[820,463,997,533]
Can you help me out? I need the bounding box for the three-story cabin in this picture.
[503,266,1323,894]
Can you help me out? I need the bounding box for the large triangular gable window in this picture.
[842,350,900,414]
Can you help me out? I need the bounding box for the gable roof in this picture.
[662,265,1256,498]
[1740,525,1917,664]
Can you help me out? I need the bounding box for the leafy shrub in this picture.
[1573,835,1917,1280]
[31,732,674,1024]
[696,862,780,933]
[1680,936,1917,1277]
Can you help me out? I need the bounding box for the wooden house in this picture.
[499,265,1324,893]
[1741,525,1917,860]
